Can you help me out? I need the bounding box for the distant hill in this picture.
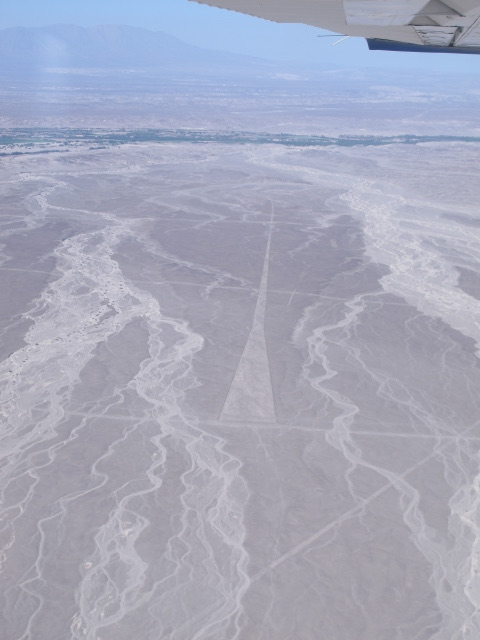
[0,24,271,74]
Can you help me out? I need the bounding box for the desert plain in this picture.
[1,131,480,640]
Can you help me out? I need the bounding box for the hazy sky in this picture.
[3,0,480,73]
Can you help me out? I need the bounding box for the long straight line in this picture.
[136,216,331,227]
[130,278,407,305]
[199,419,480,440]
[0,267,53,275]
[0,265,408,306]
[68,413,480,443]
[70,411,141,422]
[250,439,457,582]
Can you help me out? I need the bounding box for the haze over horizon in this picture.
[0,23,272,74]
[2,0,480,74]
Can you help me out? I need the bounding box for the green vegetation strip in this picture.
[2,128,480,149]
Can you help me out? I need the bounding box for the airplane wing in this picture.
[191,0,480,53]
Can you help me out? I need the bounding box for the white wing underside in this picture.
[191,0,480,49]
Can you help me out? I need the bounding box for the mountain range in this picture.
[0,24,271,74]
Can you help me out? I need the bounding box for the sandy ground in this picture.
[1,140,480,639]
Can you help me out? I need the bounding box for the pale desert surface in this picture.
[2,137,480,640]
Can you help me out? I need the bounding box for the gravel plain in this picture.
[1,139,480,639]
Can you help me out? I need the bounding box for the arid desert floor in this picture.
[2,139,480,639]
